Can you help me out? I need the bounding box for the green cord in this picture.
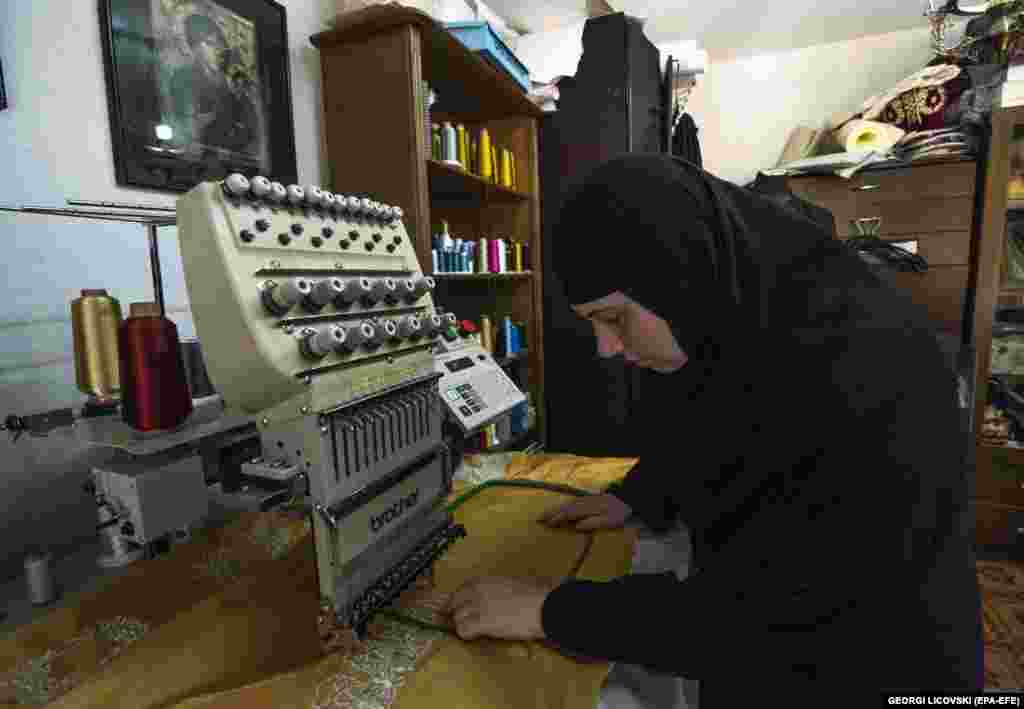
[444,478,592,514]
[381,479,595,634]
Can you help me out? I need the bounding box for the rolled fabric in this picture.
[835,119,905,154]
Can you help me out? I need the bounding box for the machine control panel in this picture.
[434,335,525,432]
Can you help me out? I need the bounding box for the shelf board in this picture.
[980,441,1024,465]
[313,6,541,121]
[427,159,531,203]
[432,271,533,280]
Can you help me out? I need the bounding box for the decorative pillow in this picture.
[860,64,970,132]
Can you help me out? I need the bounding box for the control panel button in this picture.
[410,277,435,300]
[268,182,287,203]
[393,236,402,244]
[393,207,404,221]
[240,229,255,243]
[335,277,372,307]
[397,279,416,302]
[339,240,350,250]
[285,185,305,205]
[459,406,472,417]
[442,326,459,342]
[367,321,389,347]
[319,191,336,210]
[311,236,323,248]
[398,315,422,339]
[250,176,272,198]
[225,173,250,197]
[278,233,291,246]
[348,230,360,241]
[291,223,304,235]
[307,278,345,308]
[365,242,374,251]
[380,319,399,342]
[372,233,383,243]
[367,278,396,305]
[344,321,375,348]
[255,219,270,232]
[322,227,334,238]
[262,277,311,316]
[301,325,346,360]
[423,314,444,338]
[304,185,324,207]
[386,244,396,253]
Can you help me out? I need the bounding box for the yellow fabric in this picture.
[503,454,639,492]
[0,455,634,709]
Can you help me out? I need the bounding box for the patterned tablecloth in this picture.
[0,453,640,709]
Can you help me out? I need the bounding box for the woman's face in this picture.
[573,292,688,373]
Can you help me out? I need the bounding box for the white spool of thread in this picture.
[24,552,56,605]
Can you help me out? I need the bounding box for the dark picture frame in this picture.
[0,59,7,111]
[98,0,297,192]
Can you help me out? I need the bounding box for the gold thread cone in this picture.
[71,289,123,400]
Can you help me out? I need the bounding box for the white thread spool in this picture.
[24,552,56,605]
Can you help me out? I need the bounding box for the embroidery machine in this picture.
[175,174,521,636]
[1,174,526,636]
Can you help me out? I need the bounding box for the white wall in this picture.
[686,25,934,186]
[0,0,332,580]
[515,20,587,85]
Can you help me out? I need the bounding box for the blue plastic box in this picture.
[445,21,530,93]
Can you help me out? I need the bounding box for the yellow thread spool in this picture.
[480,316,493,353]
[478,128,493,180]
[456,124,467,169]
[500,149,513,188]
[71,289,123,402]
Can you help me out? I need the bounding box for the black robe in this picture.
[541,154,982,701]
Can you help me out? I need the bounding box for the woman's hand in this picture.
[444,577,561,641]
[538,493,632,531]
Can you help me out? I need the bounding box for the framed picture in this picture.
[99,0,297,192]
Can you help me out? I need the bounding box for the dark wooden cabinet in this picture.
[787,160,981,342]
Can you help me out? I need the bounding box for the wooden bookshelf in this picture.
[312,6,547,446]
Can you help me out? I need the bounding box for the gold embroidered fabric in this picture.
[0,455,635,708]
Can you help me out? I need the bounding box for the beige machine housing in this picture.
[176,178,463,632]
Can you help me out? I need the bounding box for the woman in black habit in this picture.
[443,154,983,701]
